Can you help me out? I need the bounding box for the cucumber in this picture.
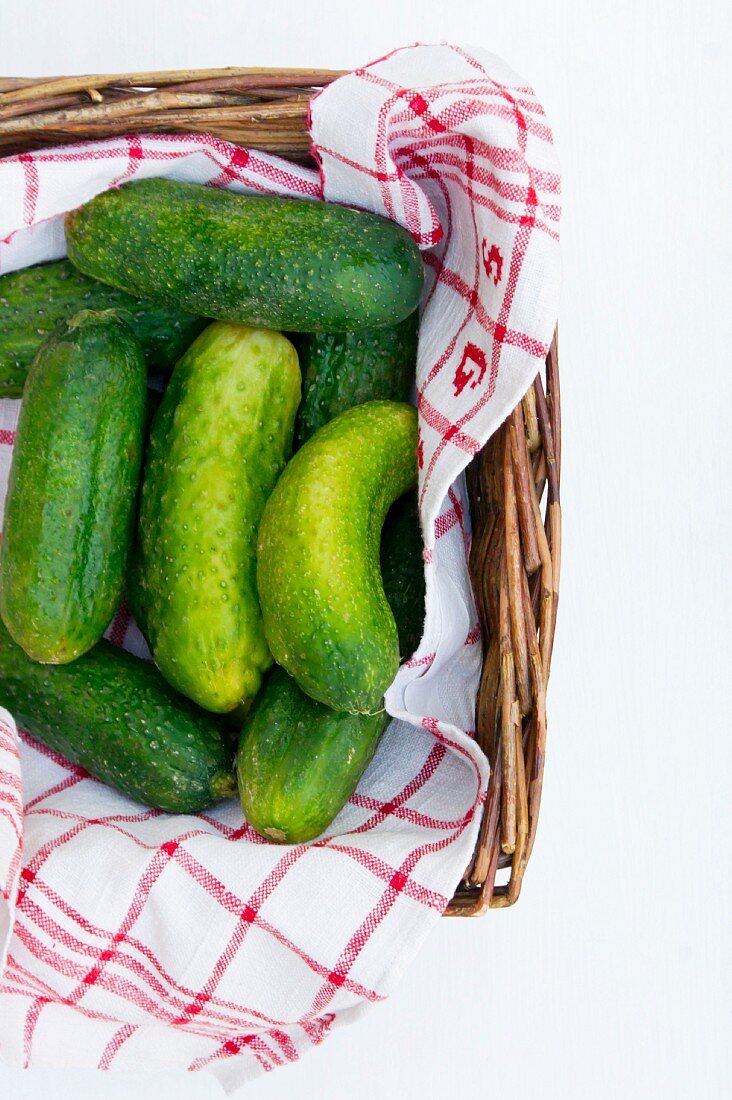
[295,311,418,445]
[125,388,164,642]
[126,549,148,642]
[0,310,147,664]
[381,491,426,660]
[66,179,424,333]
[257,400,418,714]
[137,321,301,714]
[238,490,424,845]
[0,260,206,396]
[237,667,387,843]
[0,619,235,813]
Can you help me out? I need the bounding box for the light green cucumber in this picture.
[137,321,301,713]
[0,310,147,663]
[257,400,418,713]
[65,179,424,332]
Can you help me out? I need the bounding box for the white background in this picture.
[1,1,730,1098]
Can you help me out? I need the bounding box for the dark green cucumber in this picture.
[0,259,206,395]
[66,179,424,332]
[125,387,164,642]
[295,311,418,445]
[137,321,301,714]
[257,400,418,713]
[237,666,387,843]
[381,491,426,660]
[126,548,149,642]
[0,311,147,664]
[0,619,235,813]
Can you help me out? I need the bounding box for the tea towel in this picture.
[0,42,560,1092]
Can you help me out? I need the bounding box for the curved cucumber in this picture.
[66,179,424,332]
[238,491,424,845]
[0,619,235,813]
[137,321,301,713]
[0,259,206,396]
[237,666,387,843]
[257,400,418,713]
[0,310,147,664]
[295,311,418,445]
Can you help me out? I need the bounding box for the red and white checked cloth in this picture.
[0,44,560,1091]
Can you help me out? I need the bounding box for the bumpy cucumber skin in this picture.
[238,490,424,845]
[66,179,424,333]
[137,321,301,714]
[0,311,147,664]
[381,491,426,660]
[0,259,206,395]
[0,619,235,813]
[257,400,418,713]
[295,311,418,445]
[237,666,387,843]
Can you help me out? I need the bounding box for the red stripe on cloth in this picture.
[0,429,17,445]
[24,873,301,1032]
[23,770,87,812]
[107,598,131,649]
[5,133,321,199]
[409,162,560,239]
[188,1032,277,1073]
[326,842,448,908]
[421,254,549,361]
[325,741,448,854]
[160,843,383,1009]
[0,801,22,840]
[18,154,39,225]
[448,486,470,562]
[64,829,210,1008]
[97,1023,137,1070]
[0,714,19,745]
[13,914,186,1024]
[15,817,91,907]
[403,650,436,670]
[418,392,481,458]
[3,955,160,1032]
[168,845,308,1025]
[269,1028,300,1063]
[107,135,144,190]
[345,788,470,830]
[0,766,22,794]
[306,804,475,1017]
[420,715,483,776]
[22,996,49,1067]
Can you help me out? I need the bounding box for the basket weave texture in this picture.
[0,67,561,915]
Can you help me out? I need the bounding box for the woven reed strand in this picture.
[0,68,561,916]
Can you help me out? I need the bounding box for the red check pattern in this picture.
[311,43,561,531]
[0,43,560,1093]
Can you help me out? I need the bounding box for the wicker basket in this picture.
[0,68,561,916]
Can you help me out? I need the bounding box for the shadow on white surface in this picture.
[0,1067,224,1099]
